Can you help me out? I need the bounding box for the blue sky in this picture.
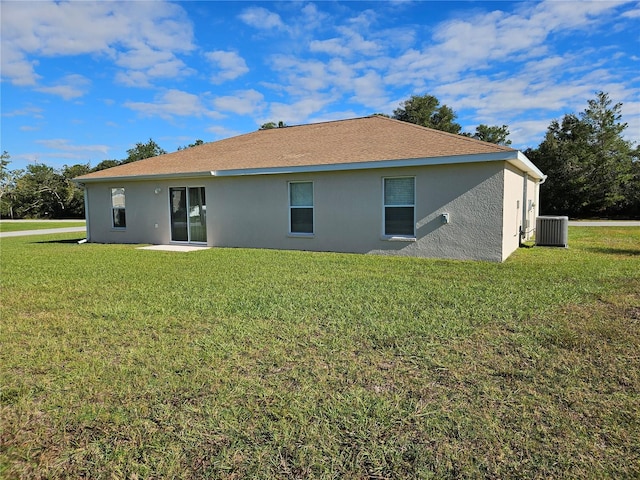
[2,0,639,171]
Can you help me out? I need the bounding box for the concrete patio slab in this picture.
[136,245,211,252]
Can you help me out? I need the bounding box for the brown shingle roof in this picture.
[76,115,516,181]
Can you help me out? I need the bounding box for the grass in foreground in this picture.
[1,227,639,479]
[0,221,85,232]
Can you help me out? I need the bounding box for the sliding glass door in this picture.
[170,187,206,243]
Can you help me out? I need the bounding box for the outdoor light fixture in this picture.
[154,187,162,194]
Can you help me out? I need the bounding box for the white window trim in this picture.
[111,187,126,230]
[381,176,416,240]
[288,181,315,237]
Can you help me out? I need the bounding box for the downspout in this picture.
[520,173,528,243]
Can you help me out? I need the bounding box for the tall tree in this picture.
[392,94,462,134]
[62,163,91,218]
[123,138,166,164]
[177,139,204,150]
[14,164,67,218]
[0,152,24,219]
[260,121,287,130]
[465,124,512,146]
[528,92,638,217]
[92,159,121,172]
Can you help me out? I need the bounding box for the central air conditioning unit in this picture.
[535,216,569,247]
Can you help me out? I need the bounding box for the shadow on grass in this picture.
[32,238,86,244]
[584,246,640,256]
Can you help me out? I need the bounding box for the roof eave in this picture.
[73,171,214,185]
[510,151,545,180]
[211,151,539,177]
[74,150,545,184]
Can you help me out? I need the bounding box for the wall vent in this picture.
[535,216,568,247]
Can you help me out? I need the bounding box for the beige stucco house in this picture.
[75,116,545,262]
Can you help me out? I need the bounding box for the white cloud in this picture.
[238,7,284,30]
[350,71,388,109]
[509,119,555,149]
[310,38,352,57]
[0,47,40,86]
[622,3,640,18]
[125,89,221,120]
[34,74,91,100]
[206,51,249,84]
[267,96,334,126]
[2,106,44,118]
[0,1,194,87]
[115,70,153,88]
[206,125,242,140]
[212,90,265,116]
[34,139,110,161]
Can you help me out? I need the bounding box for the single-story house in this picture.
[74,116,545,262]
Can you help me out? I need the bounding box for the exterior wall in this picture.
[527,174,540,235]
[84,178,200,245]
[501,164,541,261]
[84,161,515,261]
[206,163,507,261]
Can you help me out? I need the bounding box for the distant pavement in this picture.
[0,226,86,238]
[568,220,640,227]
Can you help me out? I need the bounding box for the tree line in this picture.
[2,92,638,219]
[0,139,170,219]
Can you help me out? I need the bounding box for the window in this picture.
[289,181,313,234]
[383,177,415,237]
[111,187,126,228]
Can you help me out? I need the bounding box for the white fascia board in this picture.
[212,151,526,177]
[510,151,545,180]
[73,171,214,185]
[74,151,546,184]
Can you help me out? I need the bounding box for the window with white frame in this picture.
[111,187,126,228]
[383,177,415,236]
[289,181,314,234]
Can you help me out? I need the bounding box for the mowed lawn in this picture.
[1,227,638,479]
[0,221,86,232]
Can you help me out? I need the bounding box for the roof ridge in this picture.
[372,115,516,152]
[260,115,374,131]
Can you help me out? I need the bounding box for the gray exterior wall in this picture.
[83,161,536,262]
[501,164,540,261]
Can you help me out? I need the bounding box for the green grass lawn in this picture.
[0,221,85,232]
[1,227,639,479]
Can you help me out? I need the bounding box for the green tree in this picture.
[528,92,638,217]
[123,138,166,164]
[464,124,512,146]
[626,154,640,216]
[61,163,91,218]
[92,159,121,172]
[392,94,462,134]
[177,139,204,151]
[260,121,287,130]
[0,152,24,219]
[14,164,66,218]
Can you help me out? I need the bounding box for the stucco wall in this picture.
[202,162,508,261]
[85,161,515,261]
[501,164,541,261]
[84,178,203,245]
